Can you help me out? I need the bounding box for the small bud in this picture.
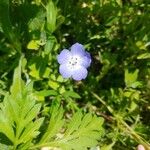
[137,144,145,150]
[41,147,50,150]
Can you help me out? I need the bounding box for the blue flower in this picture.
[57,43,91,81]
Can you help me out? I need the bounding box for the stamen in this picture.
[68,56,79,68]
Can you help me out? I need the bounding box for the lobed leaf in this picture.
[0,57,44,149]
[40,104,64,143]
[52,112,104,150]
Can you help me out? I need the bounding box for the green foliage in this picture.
[0,0,21,53]
[125,69,142,88]
[39,104,65,144]
[0,0,150,150]
[38,108,104,150]
[59,112,104,150]
[0,57,44,149]
[0,58,104,150]
[46,0,57,33]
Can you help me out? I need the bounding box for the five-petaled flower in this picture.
[57,43,91,81]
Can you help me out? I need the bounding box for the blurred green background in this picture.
[0,0,150,149]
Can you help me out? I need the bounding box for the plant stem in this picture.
[92,92,150,150]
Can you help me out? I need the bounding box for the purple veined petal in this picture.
[57,49,71,64]
[81,52,92,68]
[85,51,91,60]
[59,64,72,78]
[72,65,88,81]
[70,43,85,56]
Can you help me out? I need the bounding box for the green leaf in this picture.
[35,90,58,97]
[125,69,139,88]
[40,104,64,143]
[116,0,122,7]
[10,56,23,100]
[34,107,104,150]
[46,0,57,33]
[137,53,150,59]
[48,80,60,90]
[0,122,15,143]
[0,0,21,52]
[101,142,115,150]
[44,37,56,55]
[63,91,81,99]
[0,143,12,150]
[28,11,45,31]
[56,75,64,83]
[58,112,104,150]
[56,15,65,29]
[27,40,40,50]
[19,118,44,143]
[23,103,42,127]
[64,111,82,136]
[28,56,49,79]
[0,57,44,149]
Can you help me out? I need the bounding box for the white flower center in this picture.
[67,56,81,69]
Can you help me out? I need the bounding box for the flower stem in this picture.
[92,92,150,150]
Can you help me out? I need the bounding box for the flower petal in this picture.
[71,43,85,56]
[57,49,71,64]
[81,52,92,68]
[72,66,88,81]
[59,64,72,78]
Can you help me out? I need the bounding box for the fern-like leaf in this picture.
[58,112,104,150]
[37,111,104,150]
[40,103,64,143]
[0,57,44,149]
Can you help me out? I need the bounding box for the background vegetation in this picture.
[0,0,150,150]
